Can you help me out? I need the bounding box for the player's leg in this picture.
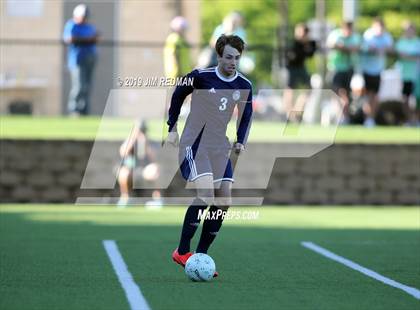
[118,166,132,198]
[333,70,352,123]
[402,81,414,123]
[293,67,311,122]
[79,54,96,115]
[177,175,214,255]
[68,65,81,114]
[175,146,214,258]
[173,175,214,266]
[196,180,232,254]
[196,149,233,254]
[362,73,380,126]
[118,163,132,207]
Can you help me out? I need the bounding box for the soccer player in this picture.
[165,35,253,278]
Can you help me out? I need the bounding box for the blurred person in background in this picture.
[117,120,161,208]
[360,17,393,127]
[198,11,247,68]
[283,23,316,122]
[210,11,247,48]
[326,21,361,124]
[415,76,420,124]
[348,73,368,124]
[395,21,420,124]
[164,16,191,79]
[63,4,99,116]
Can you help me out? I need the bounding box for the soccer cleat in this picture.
[172,248,219,278]
[172,248,193,267]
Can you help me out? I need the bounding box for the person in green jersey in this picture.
[326,21,361,123]
[164,16,192,79]
[395,21,420,123]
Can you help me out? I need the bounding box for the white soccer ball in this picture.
[185,253,216,282]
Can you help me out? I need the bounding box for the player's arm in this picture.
[119,126,139,158]
[235,88,253,154]
[165,70,197,145]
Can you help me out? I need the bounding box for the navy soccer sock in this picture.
[196,205,226,254]
[178,198,208,255]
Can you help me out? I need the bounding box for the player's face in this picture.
[217,45,241,77]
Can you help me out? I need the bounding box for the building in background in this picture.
[0,0,200,116]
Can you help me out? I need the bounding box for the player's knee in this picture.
[196,189,214,206]
[191,197,209,209]
[198,196,215,207]
[214,199,231,210]
[118,167,131,181]
[215,183,232,207]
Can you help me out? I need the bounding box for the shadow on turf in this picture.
[1,211,419,310]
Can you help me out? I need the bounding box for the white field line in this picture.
[103,240,151,310]
[301,241,420,300]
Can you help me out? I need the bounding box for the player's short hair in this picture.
[215,35,245,57]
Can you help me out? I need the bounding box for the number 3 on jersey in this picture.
[219,97,228,111]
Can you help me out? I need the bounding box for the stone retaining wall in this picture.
[1,139,419,205]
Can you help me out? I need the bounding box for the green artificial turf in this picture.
[0,205,419,310]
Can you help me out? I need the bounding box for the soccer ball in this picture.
[185,253,216,282]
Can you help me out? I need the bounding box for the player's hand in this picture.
[165,131,179,147]
[233,142,245,155]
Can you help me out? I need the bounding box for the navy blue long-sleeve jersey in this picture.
[167,67,253,149]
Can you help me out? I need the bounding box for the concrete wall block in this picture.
[330,161,363,176]
[57,171,83,187]
[330,190,362,204]
[264,189,296,204]
[273,161,298,174]
[72,159,90,172]
[12,186,39,202]
[394,190,420,205]
[10,157,34,171]
[300,190,329,204]
[0,170,22,186]
[298,161,329,176]
[47,158,74,172]
[340,145,368,160]
[396,147,420,162]
[0,157,7,170]
[280,177,308,190]
[405,179,420,192]
[394,164,420,177]
[348,177,376,191]
[33,142,60,160]
[376,177,409,191]
[26,172,54,187]
[315,177,346,190]
[40,188,71,202]
[363,190,393,204]
[363,163,394,177]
